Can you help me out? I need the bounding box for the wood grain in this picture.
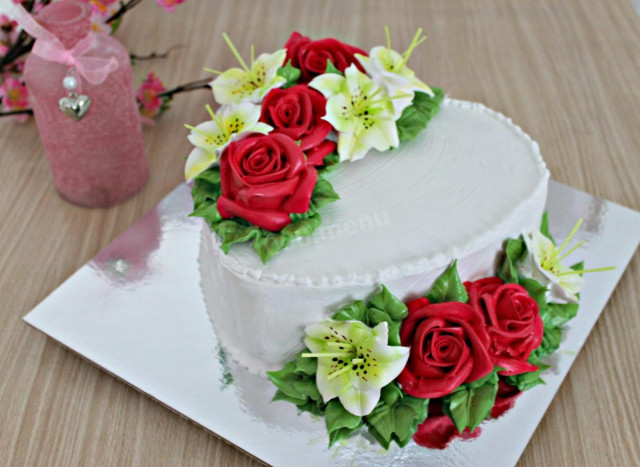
[1,0,639,465]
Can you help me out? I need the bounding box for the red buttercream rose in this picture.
[217,133,318,231]
[465,278,543,376]
[413,400,482,450]
[397,298,494,399]
[284,31,367,83]
[260,85,336,166]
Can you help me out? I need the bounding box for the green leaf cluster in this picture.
[396,88,445,143]
[267,351,325,416]
[190,167,339,263]
[425,260,469,304]
[332,285,408,346]
[443,370,499,433]
[365,383,429,449]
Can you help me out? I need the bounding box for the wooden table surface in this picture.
[2,0,639,465]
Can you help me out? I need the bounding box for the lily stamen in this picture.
[555,266,616,276]
[222,32,250,72]
[203,68,224,75]
[553,218,583,259]
[398,28,427,70]
[327,364,352,381]
[556,240,585,262]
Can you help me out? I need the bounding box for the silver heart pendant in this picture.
[59,93,91,121]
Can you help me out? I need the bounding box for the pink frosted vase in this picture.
[24,0,148,208]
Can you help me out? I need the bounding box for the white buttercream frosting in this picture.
[200,98,549,374]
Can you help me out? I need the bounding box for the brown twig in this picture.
[156,77,211,99]
[0,0,53,71]
[130,44,186,62]
[106,0,145,24]
[0,108,34,116]
[0,33,35,72]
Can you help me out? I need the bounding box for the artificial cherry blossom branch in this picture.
[0,77,210,118]
[129,44,186,63]
[156,77,211,99]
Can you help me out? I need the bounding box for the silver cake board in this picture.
[23,181,640,466]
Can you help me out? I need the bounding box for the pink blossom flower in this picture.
[1,14,19,52]
[137,72,167,124]
[155,0,188,13]
[78,0,120,33]
[0,77,30,122]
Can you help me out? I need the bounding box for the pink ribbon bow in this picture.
[10,4,118,85]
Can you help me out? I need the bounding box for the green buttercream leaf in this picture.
[272,389,306,405]
[504,359,551,392]
[498,236,526,284]
[380,382,404,406]
[544,301,579,328]
[571,261,585,272]
[213,221,261,253]
[252,233,292,264]
[190,201,221,223]
[396,88,445,143]
[325,400,363,447]
[277,60,301,88]
[531,325,563,360]
[267,361,304,400]
[194,168,221,185]
[308,178,340,212]
[293,378,323,402]
[426,260,469,304]
[444,371,498,433]
[520,277,548,311]
[317,152,341,174]
[332,300,368,323]
[295,352,318,376]
[369,285,409,321]
[324,60,344,76]
[267,351,325,417]
[365,383,429,449]
[540,211,555,244]
[282,212,322,237]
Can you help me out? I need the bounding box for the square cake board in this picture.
[23,181,640,466]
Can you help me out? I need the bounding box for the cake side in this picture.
[201,98,549,373]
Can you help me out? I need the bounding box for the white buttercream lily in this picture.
[310,64,399,162]
[520,229,583,303]
[208,33,286,105]
[184,103,272,180]
[302,320,409,417]
[518,219,613,303]
[356,28,433,118]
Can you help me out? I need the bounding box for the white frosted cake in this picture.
[200,98,549,373]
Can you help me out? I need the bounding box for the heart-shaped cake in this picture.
[200,98,549,373]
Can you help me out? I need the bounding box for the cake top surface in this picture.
[211,98,549,286]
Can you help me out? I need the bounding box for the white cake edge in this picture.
[207,98,549,288]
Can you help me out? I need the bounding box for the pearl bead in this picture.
[63,75,78,91]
